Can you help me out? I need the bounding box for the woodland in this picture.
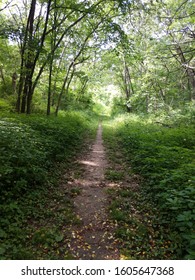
[0,0,195,260]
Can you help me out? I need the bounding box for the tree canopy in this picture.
[0,0,194,115]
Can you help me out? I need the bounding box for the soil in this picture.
[68,124,120,259]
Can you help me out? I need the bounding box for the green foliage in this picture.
[105,169,124,181]
[104,114,195,259]
[0,111,93,259]
[0,98,12,111]
[0,112,89,197]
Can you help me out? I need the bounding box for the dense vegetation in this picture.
[0,0,194,260]
[103,111,195,259]
[0,110,95,259]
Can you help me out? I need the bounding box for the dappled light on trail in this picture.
[68,124,120,260]
[79,160,99,167]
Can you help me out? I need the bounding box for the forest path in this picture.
[68,123,120,259]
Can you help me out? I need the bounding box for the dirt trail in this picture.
[69,124,120,259]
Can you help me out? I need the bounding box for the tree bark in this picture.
[123,60,134,112]
[47,59,53,116]
[19,0,36,113]
[12,72,18,95]
[0,67,5,85]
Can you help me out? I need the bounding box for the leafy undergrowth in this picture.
[103,114,195,260]
[0,111,96,259]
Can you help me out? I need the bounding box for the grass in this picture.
[105,170,125,181]
[0,110,96,259]
[103,113,195,259]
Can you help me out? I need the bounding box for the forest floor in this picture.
[67,123,120,259]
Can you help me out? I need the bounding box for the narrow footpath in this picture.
[69,124,120,259]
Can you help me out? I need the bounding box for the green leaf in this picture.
[0,229,7,238]
[55,234,64,242]
[0,247,6,255]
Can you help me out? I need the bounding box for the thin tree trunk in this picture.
[52,47,66,107]
[80,79,88,95]
[124,61,132,112]
[16,18,28,112]
[0,67,5,85]
[47,0,57,116]
[47,60,53,115]
[26,79,33,114]
[146,93,149,113]
[21,89,27,113]
[55,65,73,116]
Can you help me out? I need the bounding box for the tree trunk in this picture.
[26,87,33,114]
[47,1,57,116]
[0,67,5,85]
[146,93,149,113]
[20,0,53,113]
[17,77,24,113]
[26,78,33,114]
[123,60,133,112]
[47,60,53,115]
[19,0,36,113]
[55,67,72,116]
[21,91,27,113]
[80,79,88,95]
[16,40,26,113]
[175,46,195,101]
[12,72,18,95]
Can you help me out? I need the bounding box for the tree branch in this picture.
[0,0,13,12]
[182,64,195,70]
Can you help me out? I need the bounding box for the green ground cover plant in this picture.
[0,111,94,259]
[103,114,195,259]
